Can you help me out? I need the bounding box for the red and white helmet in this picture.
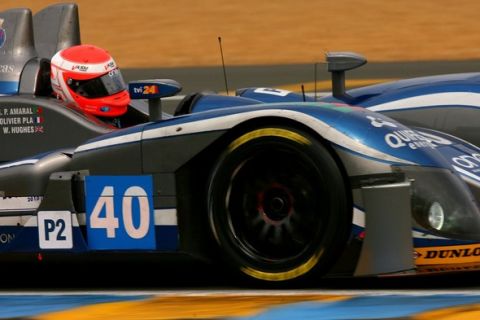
[50,44,130,117]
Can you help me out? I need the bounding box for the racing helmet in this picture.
[50,44,130,117]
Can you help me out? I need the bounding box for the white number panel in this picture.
[37,211,73,249]
[253,87,291,97]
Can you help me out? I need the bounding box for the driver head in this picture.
[50,44,130,117]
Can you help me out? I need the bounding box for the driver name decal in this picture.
[0,106,44,134]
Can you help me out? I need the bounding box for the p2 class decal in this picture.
[37,211,73,249]
[85,176,156,250]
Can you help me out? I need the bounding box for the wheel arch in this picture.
[223,116,353,201]
[175,115,354,271]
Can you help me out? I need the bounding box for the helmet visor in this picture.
[68,68,127,98]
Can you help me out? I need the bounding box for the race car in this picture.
[2,3,480,285]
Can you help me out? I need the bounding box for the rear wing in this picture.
[0,3,80,95]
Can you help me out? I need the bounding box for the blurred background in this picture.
[1,0,480,68]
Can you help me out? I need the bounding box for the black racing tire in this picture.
[207,126,351,284]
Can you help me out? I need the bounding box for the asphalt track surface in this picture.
[5,61,480,319]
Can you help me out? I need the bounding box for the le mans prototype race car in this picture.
[1,3,480,285]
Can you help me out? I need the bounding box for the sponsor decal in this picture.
[0,233,14,244]
[131,86,142,94]
[104,61,115,70]
[132,85,159,95]
[366,115,397,129]
[71,65,88,72]
[385,130,438,149]
[367,115,452,150]
[419,131,453,145]
[27,196,42,202]
[0,18,5,49]
[142,85,159,95]
[415,244,480,265]
[0,65,14,73]
[452,153,480,170]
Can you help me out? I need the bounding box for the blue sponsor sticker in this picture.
[128,80,181,100]
[85,176,155,250]
[128,83,160,99]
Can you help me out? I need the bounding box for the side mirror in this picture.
[128,79,182,121]
[325,52,366,100]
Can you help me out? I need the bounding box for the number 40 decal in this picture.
[90,186,150,239]
[85,176,156,250]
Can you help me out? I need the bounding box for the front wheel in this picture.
[208,126,351,284]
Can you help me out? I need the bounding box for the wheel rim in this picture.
[226,148,326,266]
